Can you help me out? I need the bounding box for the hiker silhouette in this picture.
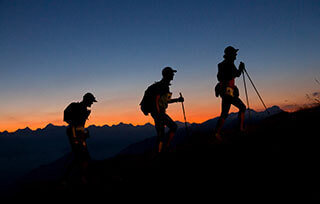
[62,92,97,185]
[140,67,184,153]
[214,46,246,141]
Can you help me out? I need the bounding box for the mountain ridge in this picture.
[0,105,282,135]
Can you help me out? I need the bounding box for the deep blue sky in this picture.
[1,0,320,131]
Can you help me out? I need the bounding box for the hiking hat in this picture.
[224,46,239,55]
[162,67,177,77]
[83,92,97,102]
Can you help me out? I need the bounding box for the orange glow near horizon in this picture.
[0,102,295,133]
[0,92,311,133]
[1,103,222,132]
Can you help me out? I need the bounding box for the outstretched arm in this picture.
[168,96,184,103]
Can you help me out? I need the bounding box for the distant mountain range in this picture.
[0,122,155,190]
[0,106,282,190]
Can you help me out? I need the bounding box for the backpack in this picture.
[139,82,160,116]
[64,103,76,125]
[64,102,90,125]
[214,82,222,97]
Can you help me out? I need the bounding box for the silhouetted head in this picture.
[223,46,239,61]
[82,92,97,107]
[162,67,177,81]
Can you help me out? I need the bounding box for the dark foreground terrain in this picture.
[8,106,320,202]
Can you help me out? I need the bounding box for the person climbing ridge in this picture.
[62,92,97,185]
[140,67,184,153]
[214,46,246,142]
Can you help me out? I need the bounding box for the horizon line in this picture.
[0,106,282,134]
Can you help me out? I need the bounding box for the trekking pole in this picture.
[242,71,250,121]
[243,68,270,114]
[179,92,189,136]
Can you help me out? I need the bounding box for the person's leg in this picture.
[152,113,165,153]
[163,114,178,150]
[62,129,77,184]
[231,97,246,131]
[215,96,231,140]
[239,111,245,131]
[80,146,91,184]
[63,147,82,185]
[61,154,75,184]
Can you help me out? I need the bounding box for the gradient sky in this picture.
[1,0,320,132]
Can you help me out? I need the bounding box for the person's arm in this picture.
[69,125,80,145]
[235,62,245,77]
[168,96,184,103]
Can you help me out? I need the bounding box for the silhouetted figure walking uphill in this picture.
[140,67,184,153]
[214,46,246,141]
[62,92,97,185]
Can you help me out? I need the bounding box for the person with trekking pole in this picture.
[214,46,246,141]
[62,92,97,185]
[140,67,184,153]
